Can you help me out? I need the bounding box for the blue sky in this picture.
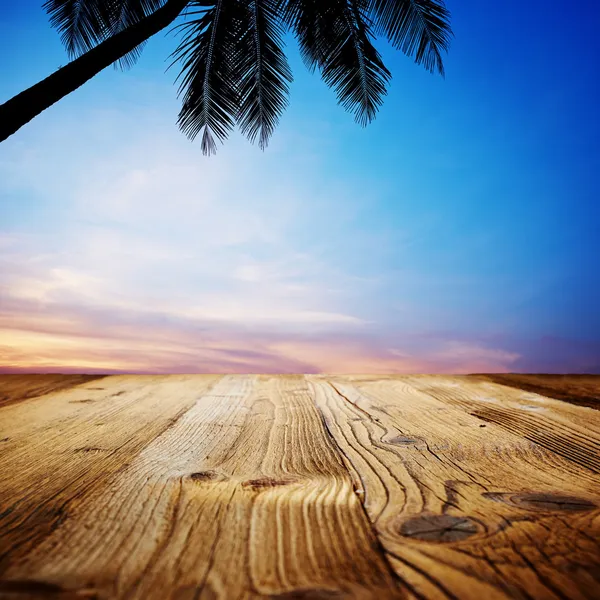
[1,0,599,373]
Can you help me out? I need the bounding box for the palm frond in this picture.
[42,0,454,154]
[287,0,391,126]
[282,0,339,72]
[369,0,452,76]
[170,1,245,155]
[107,0,167,70]
[43,0,113,58]
[236,0,293,150]
[43,0,170,69]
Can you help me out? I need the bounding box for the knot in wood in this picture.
[399,514,478,542]
[386,436,420,446]
[483,491,597,512]
[513,492,597,512]
[189,470,227,483]
[242,477,294,491]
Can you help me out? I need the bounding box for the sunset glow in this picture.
[1,1,599,373]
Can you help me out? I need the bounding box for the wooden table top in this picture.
[1,374,599,599]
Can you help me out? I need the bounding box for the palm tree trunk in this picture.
[0,0,189,143]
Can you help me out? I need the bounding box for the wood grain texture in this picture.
[0,375,402,599]
[405,376,600,474]
[470,374,600,411]
[309,375,600,600]
[0,375,106,409]
[1,374,599,599]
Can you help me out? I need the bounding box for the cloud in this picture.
[0,290,520,374]
[0,94,526,374]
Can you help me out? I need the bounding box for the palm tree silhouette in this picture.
[0,0,452,154]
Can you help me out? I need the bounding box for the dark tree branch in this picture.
[0,0,188,143]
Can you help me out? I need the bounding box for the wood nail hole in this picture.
[399,514,478,542]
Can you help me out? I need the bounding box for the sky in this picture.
[0,0,599,374]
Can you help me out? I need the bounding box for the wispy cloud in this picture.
[0,98,525,374]
[3,0,600,374]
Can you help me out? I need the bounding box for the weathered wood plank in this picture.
[0,374,107,409]
[470,374,600,411]
[309,375,600,600]
[404,375,600,474]
[0,375,223,575]
[0,375,403,599]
